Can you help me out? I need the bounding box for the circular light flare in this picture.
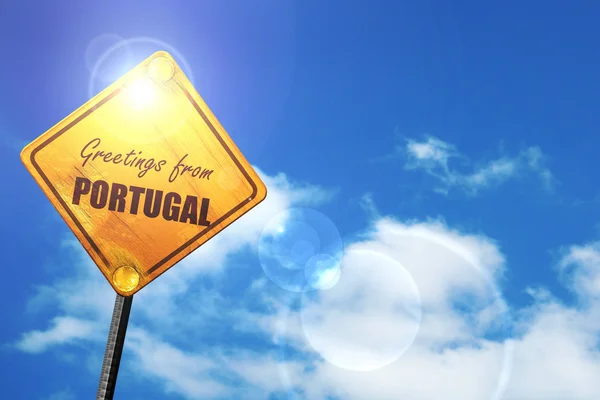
[148,56,175,82]
[258,207,344,293]
[300,248,422,372]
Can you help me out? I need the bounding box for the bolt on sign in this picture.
[21,51,267,296]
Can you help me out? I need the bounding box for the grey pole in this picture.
[96,294,133,400]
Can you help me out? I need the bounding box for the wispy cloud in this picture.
[126,329,231,399]
[386,135,556,196]
[46,388,76,400]
[358,192,380,220]
[16,316,100,353]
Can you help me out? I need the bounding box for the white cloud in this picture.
[126,328,230,399]
[248,219,600,400]
[406,136,457,166]
[503,292,600,399]
[16,316,100,353]
[14,170,600,399]
[223,351,308,395]
[558,242,600,300]
[401,136,556,195]
[252,218,513,399]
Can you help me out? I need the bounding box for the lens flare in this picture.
[271,228,515,400]
[258,208,344,292]
[148,56,175,82]
[300,248,422,371]
[124,77,156,110]
[85,33,133,83]
[86,36,195,145]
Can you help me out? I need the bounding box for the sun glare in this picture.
[125,77,156,109]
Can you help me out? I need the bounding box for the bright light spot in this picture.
[125,77,156,109]
[305,254,341,290]
[313,266,341,290]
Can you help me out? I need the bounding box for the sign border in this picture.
[28,81,259,278]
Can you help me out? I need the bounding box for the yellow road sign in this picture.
[21,51,267,296]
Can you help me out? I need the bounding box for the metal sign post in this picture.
[96,294,133,400]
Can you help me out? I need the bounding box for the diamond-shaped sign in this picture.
[21,51,267,296]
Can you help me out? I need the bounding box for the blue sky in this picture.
[2,1,600,399]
